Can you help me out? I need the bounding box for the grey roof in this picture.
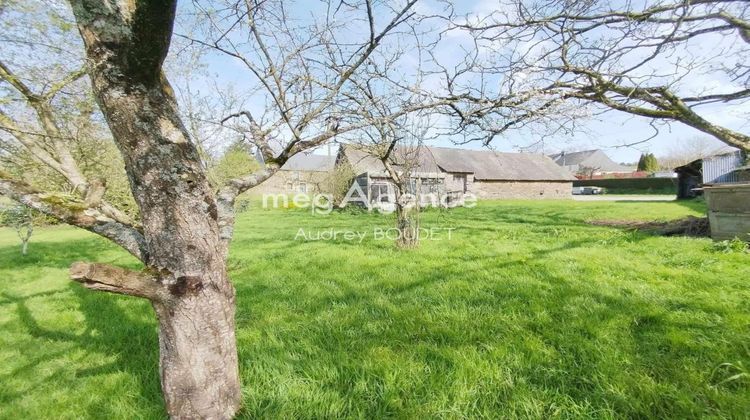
[280,153,336,172]
[340,146,383,173]
[340,144,442,176]
[429,147,576,181]
[341,144,575,181]
[548,149,631,173]
[548,150,599,166]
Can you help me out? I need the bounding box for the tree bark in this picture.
[394,187,420,248]
[67,1,241,417]
[396,204,419,248]
[379,143,421,249]
[86,55,241,420]
[71,262,241,418]
[152,294,240,418]
[17,224,32,256]
[88,69,242,420]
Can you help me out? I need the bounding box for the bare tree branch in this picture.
[445,0,750,151]
[184,0,448,243]
[70,262,168,301]
[0,59,89,189]
[0,173,148,261]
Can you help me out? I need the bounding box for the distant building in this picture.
[429,147,576,200]
[250,153,336,195]
[336,144,575,208]
[548,150,634,177]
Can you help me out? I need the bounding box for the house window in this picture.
[286,181,293,191]
[298,183,307,193]
[407,179,417,194]
[421,178,443,193]
[370,183,390,203]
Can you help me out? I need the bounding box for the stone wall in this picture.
[248,170,333,196]
[255,168,573,200]
[444,173,473,193]
[346,173,572,201]
[472,180,572,199]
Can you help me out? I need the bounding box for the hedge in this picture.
[574,177,677,192]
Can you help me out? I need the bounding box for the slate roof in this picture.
[280,153,336,172]
[340,145,442,176]
[341,144,575,181]
[548,150,599,166]
[548,149,632,173]
[429,147,576,181]
[339,146,387,174]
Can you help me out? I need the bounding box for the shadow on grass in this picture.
[229,208,750,416]
[0,285,163,418]
[232,243,744,418]
[0,236,118,270]
[2,203,739,417]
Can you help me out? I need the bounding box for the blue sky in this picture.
[424,0,749,162]
[171,0,747,164]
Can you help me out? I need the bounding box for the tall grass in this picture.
[0,199,748,419]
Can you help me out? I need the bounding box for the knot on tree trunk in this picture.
[168,275,204,297]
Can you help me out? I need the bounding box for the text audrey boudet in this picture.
[295,227,456,243]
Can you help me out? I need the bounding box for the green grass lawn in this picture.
[1,199,748,419]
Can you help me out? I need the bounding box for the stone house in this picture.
[335,144,446,208]
[336,144,575,208]
[429,147,576,200]
[249,153,336,196]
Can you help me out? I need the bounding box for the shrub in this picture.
[711,237,749,254]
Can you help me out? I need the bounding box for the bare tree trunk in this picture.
[396,205,419,248]
[67,1,241,417]
[381,147,422,249]
[395,191,419,248]
[81,66,241,418]
[152,290,240,418]
[70,261,241,419]
[21,238,29,255]
[88,78,242,419]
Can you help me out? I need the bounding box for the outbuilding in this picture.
[675,150,746,199]
[336,144,575,208]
